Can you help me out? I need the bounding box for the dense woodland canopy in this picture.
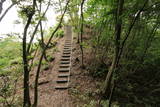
[0,0,160,106]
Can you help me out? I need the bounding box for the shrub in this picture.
[47,55,55,62]
[55,29,64,38]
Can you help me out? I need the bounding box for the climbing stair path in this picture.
[55,26,72,90]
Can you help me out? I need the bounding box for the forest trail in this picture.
[36,26,73,107]
[55,26,72,89]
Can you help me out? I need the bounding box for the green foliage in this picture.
[0,73,22,106]
[47,55,55,62]
[0,37,23,106]
[0,37,22,75]
[55,29,64,38]
[79,0,160,106]
[18,5,35,18]
[27,55,34,60]
[80,42,90,49]
[34,60,47,66]
[35,14,47,22]
[46,26,64,38]
[52,47,59,52]
[10,57,22,65]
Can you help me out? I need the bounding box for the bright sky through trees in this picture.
[0,0,57,39]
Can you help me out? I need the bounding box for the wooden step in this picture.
[61,58,70,61]
[59,68,70,72]
[62,55,70,57]
[59,64,70,68]
[63,52,71,54]
[64,44,71,46]
[56,76,69,83]
[65,41,71,43]
[56,79,68,83]
[58,74,70,77]
[63,49,71,51]
[65,45,71,47]
[63,48,71,50]
[65,39,71,41]
[64,47,71,49]
[62,54,71,56]
[64,45,71,48]
[65,43,71,45]
[60,61,70,64]
[55,86,68,90]
[65,42,71,44]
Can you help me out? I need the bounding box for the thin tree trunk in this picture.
[77,32,80,43]
[40,20,48,61]
[0,0,6,15]
[39,1,48,61]
[23,15,32,107]
[27,21,40,54]
[103,0,124,97]
[29,45,39,72]
[108,80,115,107]
[27,1,50,54]
[80,0,85,68]
[23,0,36,106]
[0,3,15,22]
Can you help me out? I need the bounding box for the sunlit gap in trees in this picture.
[0,0,63,43]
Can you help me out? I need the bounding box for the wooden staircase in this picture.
[55,26,72,90]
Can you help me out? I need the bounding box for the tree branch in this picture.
[27,0,51,54]
[0,3,15,22]
[116,0,148,65]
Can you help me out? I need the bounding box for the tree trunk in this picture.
[80,0,85,68]
[103,0,124,97]
[40,21,48,61]
[108,80,115,107]
[23,15,32,107]
[0,0,6,15]
[23,0,36,106]
[77,32,80,43]
[39,1,48,62]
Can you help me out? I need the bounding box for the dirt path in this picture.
[36,26,73,107]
